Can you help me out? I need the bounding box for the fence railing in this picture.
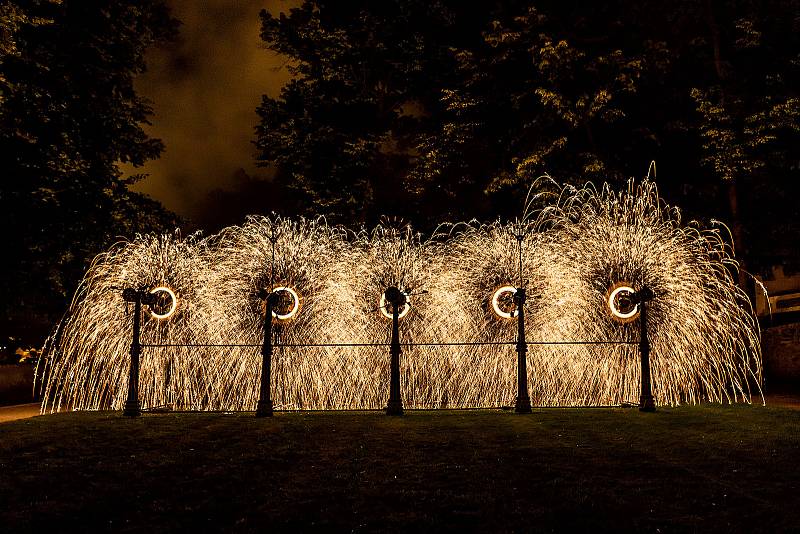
[121,285,655,416]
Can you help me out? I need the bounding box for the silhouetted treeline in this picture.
[256,0,799,275]
[0,1,180,342]
[1,1,798,344]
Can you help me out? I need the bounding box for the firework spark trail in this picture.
[353,225,446,408]
[37,180,763,412]
[196,216,360,410]
[39,233,210,411]
[537,180,762,405]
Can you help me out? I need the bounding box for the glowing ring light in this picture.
[271,286,300,320]
[379,291,411,320]
[149,286,177,320]
[607,283,639,323]
[491,285,518,319]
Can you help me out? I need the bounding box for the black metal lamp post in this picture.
[511,226,532,414]
[385,286,405,416]
[256,288,279,417]
[632,287,656,412]
[122,287,156,417]
[513,287,532,413]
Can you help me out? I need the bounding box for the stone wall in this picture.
[0,365,36,405]
[762,323,800,384]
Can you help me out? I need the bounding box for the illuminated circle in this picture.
[149,286,177,320]
[607,282,639,323]
[491,285,518,319]
[380,291,411,320]
[271,286,300,320]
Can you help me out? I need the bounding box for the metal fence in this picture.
[121,285,655,416]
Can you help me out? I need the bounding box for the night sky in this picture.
[126,0,296,223]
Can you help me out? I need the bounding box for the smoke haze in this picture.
[126,0,296,225]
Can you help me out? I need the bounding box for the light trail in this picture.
[491,286,518,319]
[37,180,763,411]
[606,282,639,322]
[149,286,177,320]
[270,286,300,320]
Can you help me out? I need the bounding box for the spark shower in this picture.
[38,180,763,412]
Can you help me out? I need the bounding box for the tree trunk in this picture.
[705,0,749,291]
[705,0,725,80]
[727,180,749,289]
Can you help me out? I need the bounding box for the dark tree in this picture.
[0,0,180,341]
[255,0,494,226]
[413,3,665,205]
[678,0,800,276]
[257,0,799,275]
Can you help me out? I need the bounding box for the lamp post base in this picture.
[123,401,140,417]
[256,400,273,417]
[639,395,656,412]
[386,400,404,416]
[514,396,532,414]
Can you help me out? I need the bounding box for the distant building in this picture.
[756,266,800,386]
[755,265,800,320]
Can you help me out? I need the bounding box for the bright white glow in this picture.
[149,286,177,320]
[380,291,410,319]
[607,284,639,321]
[491,285,518,319]
[271,286,300,320]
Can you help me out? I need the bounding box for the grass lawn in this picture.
[1,406,799,532]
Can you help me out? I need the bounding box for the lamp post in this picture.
[514,287,532,413]
[511,227,532,414]
[122,287,155,417]
[385,286,405,416]
[632,287,656,412]
[256,288,278,417]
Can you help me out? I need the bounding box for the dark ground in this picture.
[1,406,799,532]
[0,365,36,406]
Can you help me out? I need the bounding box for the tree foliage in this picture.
[257,0,799,270]
[256,0,491,224]
[0,0,180,340]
